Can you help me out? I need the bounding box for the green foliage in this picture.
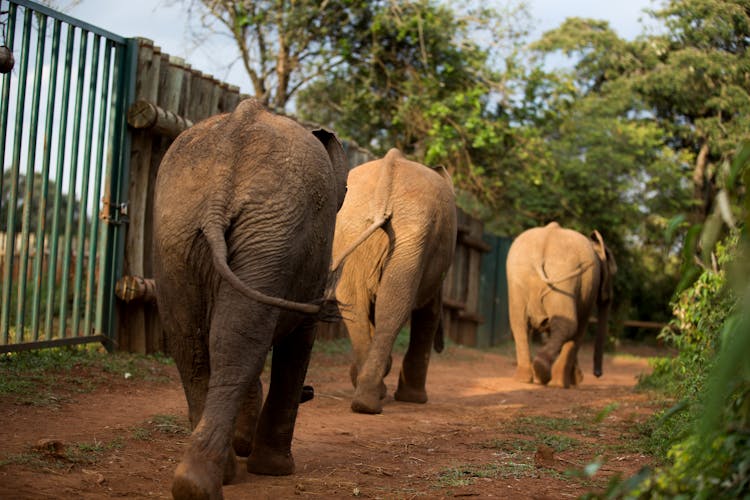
[297,0,532,203]
[605,130,750,496]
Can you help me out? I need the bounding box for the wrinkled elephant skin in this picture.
[153,98,348,499]
[324,148,457,414]
[506,222,616,388]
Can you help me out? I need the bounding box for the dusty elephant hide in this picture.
[152,98,348,499]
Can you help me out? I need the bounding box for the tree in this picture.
[296,0,531,204]
[0,171,78,234]
[520,3,750,321]
[532,2,750,223]
[183,0,372,111]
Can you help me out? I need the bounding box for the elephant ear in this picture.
[591,230,607,263]
[431,164,454,186]
[312,128,348,209]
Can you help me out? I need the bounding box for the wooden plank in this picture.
[176,59,192,119]
[141,55,192,355]
[208,77,222,115]
[118,39,161,354]
[222,84,241,113]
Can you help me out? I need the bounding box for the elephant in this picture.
[506,222,617,388]
[152,98,348,499]
[323,148,457,414]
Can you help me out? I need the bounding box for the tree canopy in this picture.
[184,0,749,324]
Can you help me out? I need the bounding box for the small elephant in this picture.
[153,99,348,499]
[506,222,617,388]
[325,148,457,414]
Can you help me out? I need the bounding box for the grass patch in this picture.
[479,434,580,453]
[437,459,564,487]
[0,437,124,470]
[151,414,190,435]
[438,463,502,487]
[594,402,620,423]
[132,414,190,441]
[312,337,352,355]
[480,436,536,452]
[0,345,174,400]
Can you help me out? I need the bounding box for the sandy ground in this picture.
[0,341,667,499]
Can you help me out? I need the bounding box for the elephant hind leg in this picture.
[232,379,263,457]
[158,279,209,430]
[508,288,533,383]
[174,287,277,498]
[352,271,414,414]
[549,340,580,388]
[394,294,441,404]
[246,319,316,476]
[533,314,577,385]
[349,339,390,400]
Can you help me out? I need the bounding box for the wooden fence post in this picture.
[117,38,160,354]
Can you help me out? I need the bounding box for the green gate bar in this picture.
[0,0,134,352]
[1,5,31,342]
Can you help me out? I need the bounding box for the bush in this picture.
[601,234,750,499]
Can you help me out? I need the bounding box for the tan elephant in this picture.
[326,148,457,414]
[506,222,617,388]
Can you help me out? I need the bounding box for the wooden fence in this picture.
[443,210,491,346]
[116,38,248,353]
[116,39,497,353]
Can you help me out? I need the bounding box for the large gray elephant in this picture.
[324,148,457,414]
[506,222,617,388]
[153,99,347,499]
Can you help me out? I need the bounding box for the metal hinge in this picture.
[100,196,129,225]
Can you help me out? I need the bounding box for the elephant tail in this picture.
[535,262,593,286]
[202,223,341,321]
[329,149,399,273]
[434,311,445,353]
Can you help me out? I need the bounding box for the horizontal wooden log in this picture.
[458,233,492,253]
[589,317,667,329]
[621,320,667,329]
[115,275,157,304]
[127,99,194,139]
[442,297,465,310]
[457,311,483,323]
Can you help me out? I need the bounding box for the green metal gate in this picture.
[0,0,134,352]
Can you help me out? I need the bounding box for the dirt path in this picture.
[0,343,664,499]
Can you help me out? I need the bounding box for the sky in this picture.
[61,0,659,96]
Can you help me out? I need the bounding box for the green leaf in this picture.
[666,214,687,244]
[728,141,750,190]
[583,458,603,478]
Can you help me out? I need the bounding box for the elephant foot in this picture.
[394,385,427,404]
[232,434,252,458]
[246,445,295,476]
[379,380,388,400]
[351,387,383,414]
[223,449,237,484]
[533,356,552,385]
[548,377,569,389]
[574,365,584,385]
[300,385,315,403]
[514,365,534,383]
[172,455,224,500]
